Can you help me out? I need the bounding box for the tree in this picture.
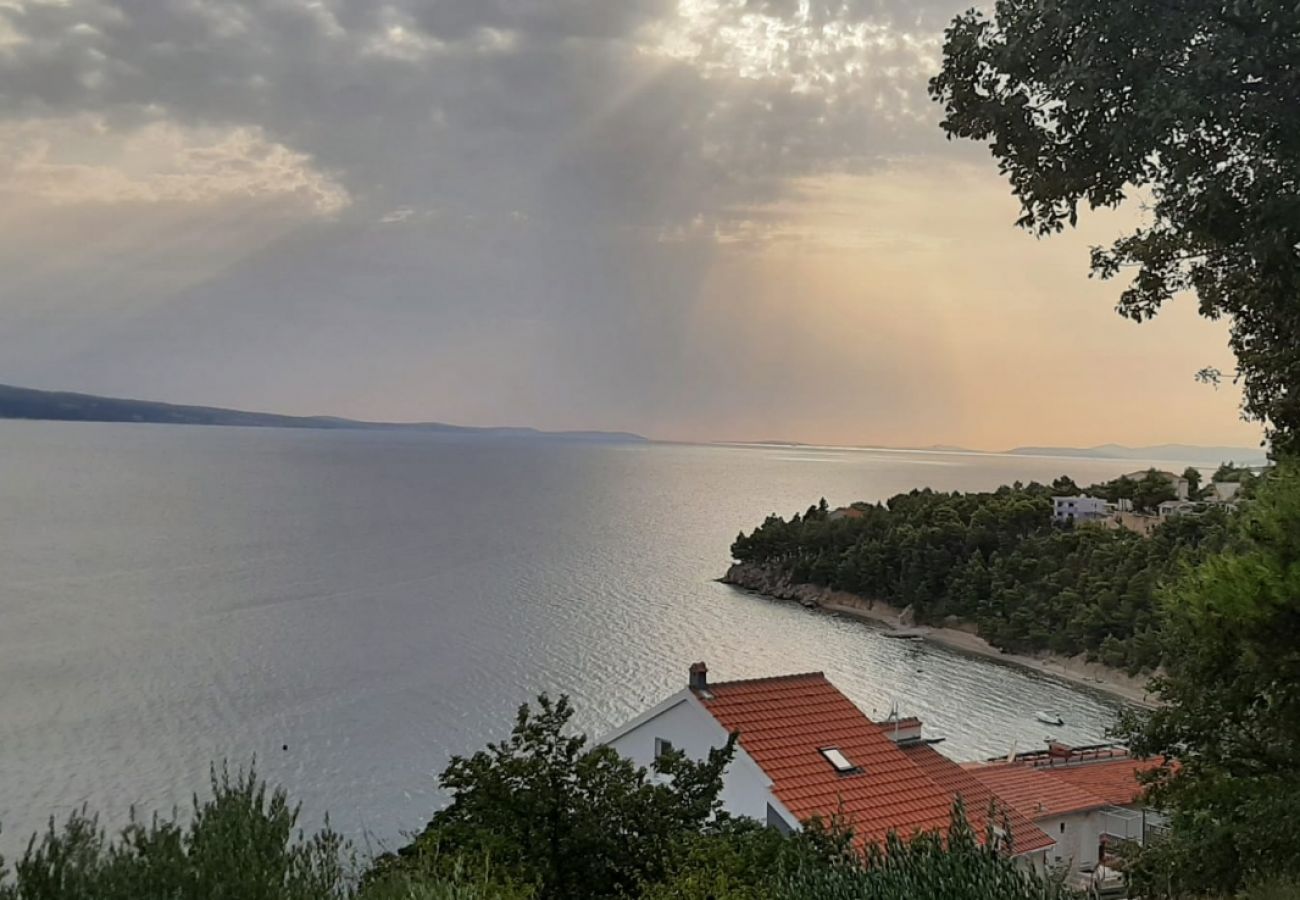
[1050,475,1080,496]
[0,765,349,900]
[769,807,1075,900]
[1132,470,1179,513]
[1182,467,1203,500]
[930,0,1299,452]
[1214,461,1249,483]
[1118,465,1300,896]
[731,480,1230,669]
[380,695,736,900]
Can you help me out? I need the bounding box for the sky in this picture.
[0,0,1264,450]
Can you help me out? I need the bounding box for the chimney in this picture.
[883,716,923,744]
[688,662,708,691]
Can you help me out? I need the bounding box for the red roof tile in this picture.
[1042,758,1158,806]
[964,756,1156,819]
[899,742,1055,854]
[962,764,1106,818]
[693,673,1053,854]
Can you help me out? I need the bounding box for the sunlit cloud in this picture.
[0,8,26,53]
[0,0,1265,449]
[0,115,350,215]
[644,0,938,108]
[362,6,446,61]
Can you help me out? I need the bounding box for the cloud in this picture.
[0,0,1260,448]
[0,0,970,230]
[0,114,349,214]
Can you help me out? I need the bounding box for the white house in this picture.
[965,744,1162,889]
[1052,495,1111,525]
[1157,499,1198,518]
[603,664,1055,862]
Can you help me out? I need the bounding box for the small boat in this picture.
[882,630,925,641]
[1035,711,1065,726]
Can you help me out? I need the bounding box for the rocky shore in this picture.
[720,561,1155,707]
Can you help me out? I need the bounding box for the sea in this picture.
[0,421,1178,856]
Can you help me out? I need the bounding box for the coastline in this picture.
[721,562,1156,708]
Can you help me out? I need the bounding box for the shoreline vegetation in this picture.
[725,474,1251,711]
[720,561,1155,707]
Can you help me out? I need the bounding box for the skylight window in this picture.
[819,747,859,773]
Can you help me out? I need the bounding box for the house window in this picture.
[654,737,674,760]
[818,747,860,774]
[1060,822,1066,834]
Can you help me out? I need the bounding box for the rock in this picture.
[722,562,833,610]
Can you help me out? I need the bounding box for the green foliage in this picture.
[930,0,1300,452]
[0,764,349,900]
[1236,877,1300,900]
[648,806,1075,900]
[377,697,1078,900]
[1088,470,1179,512]
[0,717,1084,900]
[1214,462,1257,485]
[358,857,533,900]
[641,818,826,900]
[1119,464,1300,897]
[770,813,1074,900]
[733,480,1231,671]
[377,694,737,900]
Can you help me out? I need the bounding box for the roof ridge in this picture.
[703,671,827,689]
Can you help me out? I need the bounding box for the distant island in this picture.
[733,438,1267,466]
[1003,442,1268,465]
[0,383,646,442]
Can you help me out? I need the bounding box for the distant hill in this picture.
[0,384,646,442]
[1005,443,1267,465]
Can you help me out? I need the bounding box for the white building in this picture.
[1206,481,1241,504]
[1052,495,1111,525]
[965,745,1162,889]
[603,664,1055,862]
[1157,499,1198,518]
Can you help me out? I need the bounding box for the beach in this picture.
[721,562,1156,708]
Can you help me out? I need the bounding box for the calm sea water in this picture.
[0,422,1172,855]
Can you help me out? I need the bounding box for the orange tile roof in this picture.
[962,764,1106,818]
[899,743,1055,854]
[964,757,1156,819]
[693,673,1053,854]
[1043,758,1159,806]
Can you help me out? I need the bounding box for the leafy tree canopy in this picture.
[0,764,350,900]
[377,694,737,900]
[931,0,1300,452]
[1119,464,1300,896]
[732,478,1232,672]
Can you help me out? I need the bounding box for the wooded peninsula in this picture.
[728,467,1258,675]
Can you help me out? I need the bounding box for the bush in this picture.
[374,694,736,900]
[0,763,348,900]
